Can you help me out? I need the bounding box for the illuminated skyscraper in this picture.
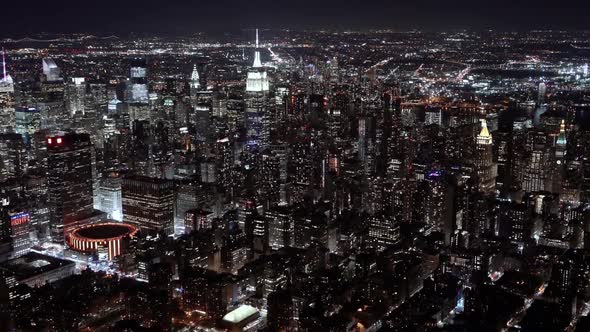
[246,29,269,93]
[7,212,31,258]
[15,108,41,143]
[474,119,497,194]
[0,49,15,134]
[42,58,62,82]
[190,64,200,96]
[368,213,400,251]
[0,133,24,180]
[522,131,551,192]
[0,48,14,93]
[97,177,123,221]
[266,206,294,250]
[47,133,94,240]
[122,176,175,236]
[65,77,86,115]
[128,58,149,103]
[244,30,271,149]
[127,59,149,124]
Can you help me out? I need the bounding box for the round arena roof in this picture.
[70,222,138,242]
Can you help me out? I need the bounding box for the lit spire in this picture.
[477,119,492,145]
[252,29,262,68]
[190,64,200,89]
[479,119,490,138]
[557,119,567,146]
[2,48,6,81]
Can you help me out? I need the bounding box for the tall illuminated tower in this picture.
[245,29,270,149]
[0,48,15,133]
[474,119,497,194]
[47,133,94,241]
[190,64,200,97]
[246,29,269,92]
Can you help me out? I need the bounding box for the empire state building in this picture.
[246,29,269,92]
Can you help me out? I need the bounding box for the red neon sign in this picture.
[10,212,30,227]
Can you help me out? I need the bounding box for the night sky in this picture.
[2,0,590,36]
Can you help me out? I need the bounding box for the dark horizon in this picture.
[3,0,590,37]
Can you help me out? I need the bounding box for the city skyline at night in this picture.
[1,2,590,331]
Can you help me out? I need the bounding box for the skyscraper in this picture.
[0,49,15,134]
[190,64,200,97]
[65,77,86,116]
[42,58,62,82]
[128,58,149,103]
[369,213,401,251]
[122,176,175,236]
[0,48,14,93]
[47,133,94,240]
[246,29,269,93]
[474,119,497,194]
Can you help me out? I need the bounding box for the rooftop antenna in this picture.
[2,48,6,81]
[252,29,262,68]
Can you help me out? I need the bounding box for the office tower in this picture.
[0,49,15,134]
[550,253,581,321]
[47,133,94,240]
[65,77,86,115]
[550,120,568,195]
[97,177,123,221]
[258,150,281,207]
[190,64,200,97]
[127,58,149,104]
[193,103,210,142]
[176,182,208,230]
[184,209,214,233]
[422,171,455,245]
[180,268,228,320]
[425,108,443,126]
[266,205,294,250]
[7,212,31,258]
[122,176,174,236]
[127,58,149,124]
[369,213,401,251]
[200,158,216,184]
[250,214,268,256]
[496,200,530,242]
[214,137,234,196]
[38,74,67,131]
[0,134,24,180]
[42,58,62,82]
[294,210,329,249]
[245,95,269,149]
[14,108,40,143]
[522,131,551,193]
[474,119,497,194]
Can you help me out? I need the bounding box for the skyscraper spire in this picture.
[477,119,492,145]
[252,29,262,68]
[557,119,567,147]
[2,48,6,81]
[0,47,13,91]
